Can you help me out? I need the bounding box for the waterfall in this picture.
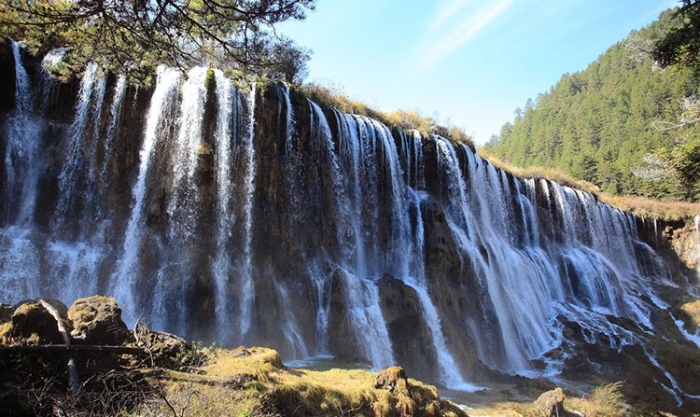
[55,63,100,225]
[112,66,182,317]
[213,70,236,338]
[2,55,697,399]
[4,39,40,225]
[99,74,127,183]
[238,85,257,337]
[167,67,209,237]
[402,189,477,390]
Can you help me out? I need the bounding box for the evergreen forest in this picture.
[485,8,700,201]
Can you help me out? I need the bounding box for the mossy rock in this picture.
[68,295,132,345]
[11,301,64,344]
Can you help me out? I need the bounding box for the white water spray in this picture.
[238,85,257,337]
[212,70,236,338]
[112,66,182,315]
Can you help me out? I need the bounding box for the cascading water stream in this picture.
[0,45,41,304]
[238,85,257,337]
[307,100,342,355]
[4,39,41,225]
[212,70,236,338]
[87,77,107,180]
[99,74,127,184]
[167,67,208,236]
[330,112,396,370]
[401,187,478,390]
[438,139,563,373]
[112,66,182,316]
[55,63,100,224]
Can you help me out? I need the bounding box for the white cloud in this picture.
[417,0,513,72]
[430,0,474,31]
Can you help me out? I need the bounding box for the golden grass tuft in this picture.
[681,299,700,329]
[564,382,626,417]
[0,322,13,345]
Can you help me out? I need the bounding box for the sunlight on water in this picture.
[0,50,695,399]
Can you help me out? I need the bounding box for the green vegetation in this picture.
[485,8,700,201]
[653,0,700,74]
[0,0,314,85]
[299,82,475,148]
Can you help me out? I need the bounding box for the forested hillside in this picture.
[485,9,699,200]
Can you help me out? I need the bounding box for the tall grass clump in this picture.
[565,382,627,417]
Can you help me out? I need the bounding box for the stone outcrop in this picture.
[1,297,189,370]
[532,387,567,417]
[374,366,410,394]
[68,295,132,345]
[10,300,65,345]
[663,219,699,273]
[372,366,468,417]
[377,274,438,382]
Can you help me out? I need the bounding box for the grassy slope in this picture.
[147,346,467,417]
[142,346,630,417]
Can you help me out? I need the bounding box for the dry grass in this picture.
[599,193,700,221]
[478,147,700,221]
[565,382,626,417]
[681,299,700,329]
[149,346,634,417]
[154,346,467,417]
[298,82,474,147]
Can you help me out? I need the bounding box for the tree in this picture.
[0,0,315,85]
[643,3,700,198]
[653,0,700,73]
[489,9,700,200]
[633,96,700,199]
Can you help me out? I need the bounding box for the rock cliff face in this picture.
[2,41,700,414]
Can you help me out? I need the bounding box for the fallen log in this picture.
[0,345,148,355]
[38,299,80,395]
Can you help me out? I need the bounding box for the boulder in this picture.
[373,366,468,417]
[0,303,13,323]
[143,330,192,368]
[68,295,132,345]
[374,366,410,396]
[11,301,64,344]
[532,387,567,417]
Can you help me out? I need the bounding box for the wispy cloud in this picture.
[430,0,475,31]
[417,0,513,72]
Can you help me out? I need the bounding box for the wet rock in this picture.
[377,274,438,382]
[327,268,365,363]
[68,295,132,345]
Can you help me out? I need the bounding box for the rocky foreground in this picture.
[0,295,674,416]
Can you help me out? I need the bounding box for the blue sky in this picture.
[278,0,680,145]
